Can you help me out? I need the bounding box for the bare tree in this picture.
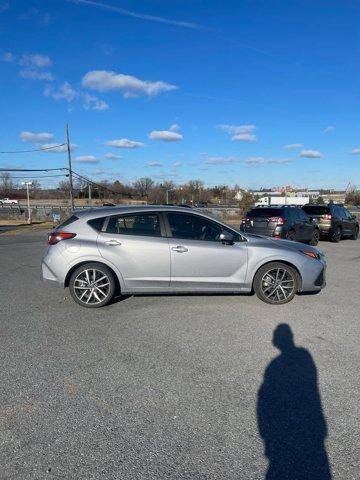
[0,172,14,196]
[133,177,154,198]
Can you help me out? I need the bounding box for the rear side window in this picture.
[105,213,161,237]
[247,208,283,218]
[57,215,78,229]
[302,206,329,215]
[88,217,106,232]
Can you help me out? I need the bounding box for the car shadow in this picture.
[257,324,332,480]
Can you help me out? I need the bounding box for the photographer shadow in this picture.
[257,324,332,480]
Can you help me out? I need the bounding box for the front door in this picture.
[165,212,248,291]
[97,212,170,291]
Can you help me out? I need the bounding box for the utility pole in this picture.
[88,182,92,205]
[22,181,32,224]
[66,124,75,211]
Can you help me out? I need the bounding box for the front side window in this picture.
[106,213,161,237]
[167,212,238,242]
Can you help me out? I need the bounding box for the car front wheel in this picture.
[253,262,298,305]
[69,263,116,308]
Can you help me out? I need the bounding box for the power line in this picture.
[0,143,67,154]
[0,168,68,172]
[10,174,69,179]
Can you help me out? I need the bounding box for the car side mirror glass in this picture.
[219,231,234,244]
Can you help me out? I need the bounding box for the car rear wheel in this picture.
[330,226,342,243]
[351,226,359,240]
[285,230,296,241]
[254,262,298,305]
[69,263,116,308]
[309,229,320,246]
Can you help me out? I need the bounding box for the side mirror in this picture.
[219,231,234,245]
[352,214,357,220]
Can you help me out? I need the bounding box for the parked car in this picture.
[42,206,326,307]
[240,206,320,245]
[0,198,19,205]
[302,204,359,242]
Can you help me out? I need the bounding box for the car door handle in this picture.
[171,245,188,253]
[105,239,122,246]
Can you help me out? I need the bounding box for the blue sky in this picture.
[0,0,359,189]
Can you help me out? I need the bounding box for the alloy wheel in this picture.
[73,268,111,305]
[260,267,296,303]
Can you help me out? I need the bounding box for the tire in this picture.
[330,226,342,243]
[309,229,320,246]
[253,262,299,305]
[69,262,116,308]
[351,226,359,240]
[285,230,296,241]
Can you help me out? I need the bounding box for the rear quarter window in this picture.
[56,215,78,229]
[88,217,106,232]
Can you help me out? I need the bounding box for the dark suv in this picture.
[302,204,359,242]
[240,206,320,245]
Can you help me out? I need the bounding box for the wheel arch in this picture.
[251,259,303,292]
[64,260,121,292]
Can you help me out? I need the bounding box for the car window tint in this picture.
[167,212,227,241]
[247,208,283,217]
[88,217,106,232]
[302,205,330,215]
[106,213,161,237]
[344,209,354,219]
[57,215,78,229]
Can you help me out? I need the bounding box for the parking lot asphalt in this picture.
[1,232,359,480]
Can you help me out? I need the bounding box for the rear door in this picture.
[97,211,170,291]
[297,209,314,241]
[340,207,355,235]
[165,212,248,291]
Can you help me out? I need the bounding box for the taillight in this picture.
[323,214,332,220]
[269,217,286,225]
[48,231,76,245]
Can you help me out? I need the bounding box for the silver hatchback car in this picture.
[41,206,326,307]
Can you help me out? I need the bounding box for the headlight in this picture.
[300,250,324,260]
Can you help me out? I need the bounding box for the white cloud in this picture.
[300,149,323,159]
[232,133,256,142]
[205,156,237,165]
[20,131,54,143]
[172,161,182,168]
[20,69,54,81]
[324,126,334,133]
[245,157,292,165]
[74,155,99,164]
[44,82,77,102]
[350,148,360,155]
[218,124,257,142]
[83,93,109,111]
[145,161,163,167]
[105,152,122,159]
[41,143,77,153]
[19,54,52,69]
[82,70,177,98]
[105,138,146,148]
[283,143,303,150]
[149,126,183,141]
